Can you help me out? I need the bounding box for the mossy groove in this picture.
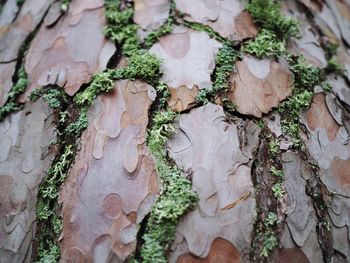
[245,1,336,262]
[138,110,198,263]
[196,44,239,106]
[0,0,53,122]
[250,130,283,262]
[33,0,197,262]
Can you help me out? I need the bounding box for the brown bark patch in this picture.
[305,93,339,141]
[331,157,350,188]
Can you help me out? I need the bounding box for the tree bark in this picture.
[1,0,350,262]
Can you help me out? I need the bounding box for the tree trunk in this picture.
[1,0,350,262]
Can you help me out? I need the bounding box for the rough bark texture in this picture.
[1,0,350,262]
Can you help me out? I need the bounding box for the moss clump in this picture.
[65,108,89,136]
[75,72,115,106]
[321,81,332,93]
[324,57,344,75]
[0,66,29,121]
[260,234,278,257]
[37,243,60,263]
[242,29,286,58]
[140,110,198,262]
[321,42,344,76]
[0,102,23,121]
[324,42,338,60]
[212,44,238,92]
[196,44,238,104]
[7,67,29,100]
[278,55,320,147]
[143,18,173,49]
[183,20,230,44]
[75,51,162,107]
[30,87,68,109]
[110,51,162,84]
[36,144,74,263]
[104,0,140,56]
[246,0,299,40]
[288,55,321,89]
[155,81,171,108]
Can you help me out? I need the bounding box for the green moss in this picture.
[195,89,210,104]
[0,102,23,121]
[183,20,230,44]
[141,0,177,49]
[264,212,277,227]
[324,57,344,75]
[260,233,278,257]
[140,110,198,262]
[111,51,162,84]
[37,242,60,263]
[281,90,313,118]
[196,44,238,104]
[7,67,29,100]
[104,0,140,56]
[246,0,299,40]
[65,108,88,136]
[277,55,321,147]
[268,138,279,158]
[36,144,74,262]
[0,66,29,121]
[30,87,68,109]
[287,54,320,90]
[143,18,173,49]
[75,71,115,106]
[45,89,68,109]
[74,51,162,108]
[30,88,44,102]
[155,81,171,108]
[321,81,332,93]
[269,166,283,178]
[324,42,338,60]
[212,44,238,92]
[272,182,285,198]
[242,29,286,58]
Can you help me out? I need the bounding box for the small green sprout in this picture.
[260,234,278,257]
[270,166,283,178]
[269,139,279,157]
[264,212,278,227]
[272,182,285,198]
